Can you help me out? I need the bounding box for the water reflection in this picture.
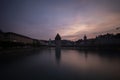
[0,48,120,80]
[55,47,61,64]
[84,50,88,60]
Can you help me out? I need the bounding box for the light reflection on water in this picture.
[0,48,120,80]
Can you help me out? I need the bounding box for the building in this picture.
[95,33,120,45]
[0,30,4,42]
[55,33,61,64]
[55,33,61,48]
[84,34,87,41]
[61,40,74,47]
[4,32,33,44]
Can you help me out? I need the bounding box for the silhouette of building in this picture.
[55,33,61,40]
[75,33,120,49]
[95,33,120,45]
[61,40,74,47]
[4,32,33,44]
[55,33,61,64]
[39,40,48,46]
[0,30,4,42]
[84,35,87,41]
[83,35,87,45]
[55,33,61,48]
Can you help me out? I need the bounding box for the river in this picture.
[0,48,120,80]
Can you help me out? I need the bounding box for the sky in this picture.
[0,0,120,40]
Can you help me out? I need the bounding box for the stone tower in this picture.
[84,34,87,41]
[83,34,87,45]
[55,33,61,48]
[55,33,61,64]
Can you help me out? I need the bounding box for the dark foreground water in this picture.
[0,48,120,80]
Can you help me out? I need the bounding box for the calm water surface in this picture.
[0,48,120,80]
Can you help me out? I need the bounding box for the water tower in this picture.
[55,33,61,48]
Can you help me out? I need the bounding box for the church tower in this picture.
[83,34,87,45]
[84,34,87,41]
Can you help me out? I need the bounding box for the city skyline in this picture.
[0,0,120,40]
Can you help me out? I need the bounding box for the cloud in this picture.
[0,0,120,40]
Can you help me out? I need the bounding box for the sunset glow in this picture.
[0,0,120,40]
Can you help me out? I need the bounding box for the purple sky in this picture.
[0,0,120,40]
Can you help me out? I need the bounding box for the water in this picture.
[0,48,120,80]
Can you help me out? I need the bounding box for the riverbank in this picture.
[0,46,119,56]
[0,47,48,55]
